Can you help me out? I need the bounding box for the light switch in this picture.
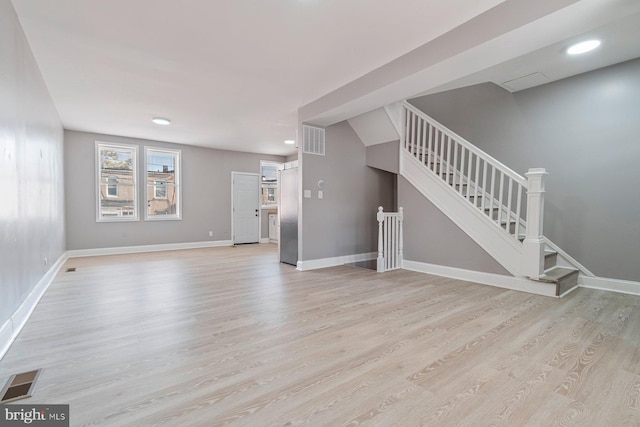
[318,190,323,199]
[304,189,311,198]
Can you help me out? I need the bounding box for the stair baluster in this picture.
[377,207,403,273]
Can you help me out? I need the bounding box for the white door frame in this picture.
[231,171,261,244]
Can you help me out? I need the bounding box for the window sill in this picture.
[144,216,182,221]
[96,217,140,223]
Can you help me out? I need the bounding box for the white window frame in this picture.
[144,147,182,221]
[96,141,139,222]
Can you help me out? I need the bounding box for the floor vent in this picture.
[65,268,76,272]
[0,369,42,403]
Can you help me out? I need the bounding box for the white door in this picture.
[232,172,260,244]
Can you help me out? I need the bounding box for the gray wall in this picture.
[409,58,640,281]
[366,140,399,174]
[1,0,65,331]
[65,130,285,249]
[301,121,395,260]
[399,178,509,275]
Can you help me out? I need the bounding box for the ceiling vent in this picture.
[501,72,551,92]
[303,125,325,156]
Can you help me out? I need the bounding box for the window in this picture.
[260,161,282,208]
[154,180,167,199]
[96,142,138,221]
[145,148,181,220]
[106,176,118,197]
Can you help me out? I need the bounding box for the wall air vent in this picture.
[303,125,325,156]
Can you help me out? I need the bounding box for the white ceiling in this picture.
[427,10,640,96]
[12,0,640,156]
[299,0,640,128]
[10,0,504,156]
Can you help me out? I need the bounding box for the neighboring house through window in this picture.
[96,142,138,221]
[154,179,167,199]
[145,147,181,220]
[106,176,118,197]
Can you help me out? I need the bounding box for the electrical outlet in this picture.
[208,231,213,237]
[43,257,48,266]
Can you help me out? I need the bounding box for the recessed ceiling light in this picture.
[152,117,171,125]
[284,140,295,145]
[567,40,601,55]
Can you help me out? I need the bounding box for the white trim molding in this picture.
[1,252,69,361]
[402,260,557,297]
[67,240,233,258]
[260,238,271,244]
[580,276,640,296]
[296,252,377,271]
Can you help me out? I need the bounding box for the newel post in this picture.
[377,207,385,272]
[522,168,548,279]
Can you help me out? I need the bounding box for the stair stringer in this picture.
[543,239,594,277]
[401,149,524,277]
[510,208,594,277]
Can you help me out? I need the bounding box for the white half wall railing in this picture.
[401,101,547,278]
[377,206,403,273]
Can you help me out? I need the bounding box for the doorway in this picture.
[232,172,260,244]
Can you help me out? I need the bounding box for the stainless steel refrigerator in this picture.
[279,168,298,265]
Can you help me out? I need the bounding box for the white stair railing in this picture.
[401,101,547,278]
[377,206,403,273]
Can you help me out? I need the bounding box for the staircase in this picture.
[398,101,582,296]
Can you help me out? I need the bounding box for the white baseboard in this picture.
[580,275,640,296]
[1,251,69,361]
[402,260,557,297]
[67,240,233,258]
[297,252,377,271]
[260,238,271,244]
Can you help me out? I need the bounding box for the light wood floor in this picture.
[1,244,639,426]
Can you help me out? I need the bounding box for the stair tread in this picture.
[538,267,578,283]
